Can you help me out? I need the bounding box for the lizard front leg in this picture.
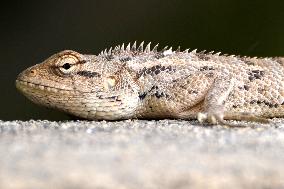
[197,75,235,125]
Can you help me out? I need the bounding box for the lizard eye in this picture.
[62,63,71,70]
[54,52,82,76]
[58,62,76,75]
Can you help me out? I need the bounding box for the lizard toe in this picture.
[197,111,225,125]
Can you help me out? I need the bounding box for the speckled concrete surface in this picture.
[0,119,284,189]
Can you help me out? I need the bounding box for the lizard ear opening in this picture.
[104,76,117,90]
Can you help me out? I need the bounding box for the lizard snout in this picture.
[16,65,38,82]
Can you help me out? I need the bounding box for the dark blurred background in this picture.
[1,0,284,120]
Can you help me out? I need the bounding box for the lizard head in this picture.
[16,50,140,120]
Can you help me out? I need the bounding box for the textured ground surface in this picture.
[0,119,284,189]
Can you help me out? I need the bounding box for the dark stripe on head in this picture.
[77,60,87,64]
[77,71,101,78]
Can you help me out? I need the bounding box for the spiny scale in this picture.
[99,41,186,57]
[100,42,258,59]
[98,41,235,59]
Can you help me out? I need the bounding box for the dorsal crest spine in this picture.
[99,41,176,57]
[98,41,236,59]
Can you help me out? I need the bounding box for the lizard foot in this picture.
[197,111,271,127]
[197,112,225,125]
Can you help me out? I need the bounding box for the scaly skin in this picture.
[16,42,284,125]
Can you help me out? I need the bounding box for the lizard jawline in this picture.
[15,79,73,93]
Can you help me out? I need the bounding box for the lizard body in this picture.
[16,42,284,124]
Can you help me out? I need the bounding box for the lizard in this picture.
[15,42,284,126]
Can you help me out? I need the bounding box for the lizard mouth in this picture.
[15,79,72,93]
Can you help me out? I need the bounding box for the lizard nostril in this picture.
[30,69,36,76]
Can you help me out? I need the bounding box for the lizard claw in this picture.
[197,112,207,123]
[197,111,224,125]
